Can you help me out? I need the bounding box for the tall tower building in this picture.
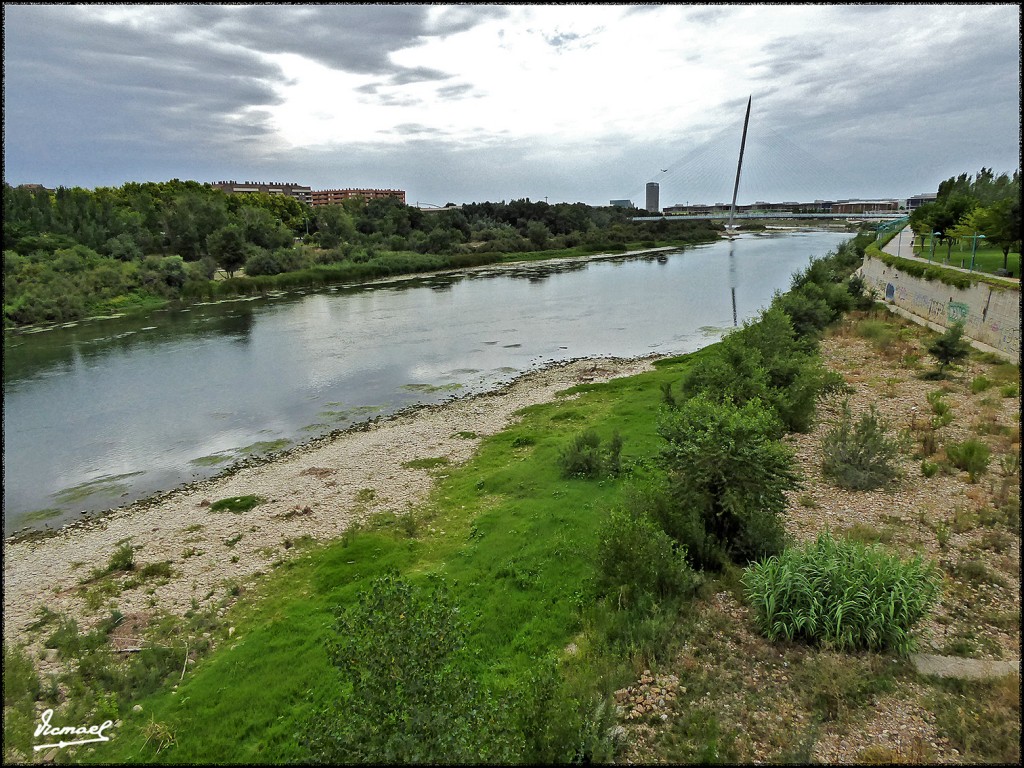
[646,182,660,214]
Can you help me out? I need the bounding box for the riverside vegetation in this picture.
[3,182,722,328]
[3,231,1020,764]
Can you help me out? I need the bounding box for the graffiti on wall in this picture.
[947,301,970,324]
[859,257,1020,358]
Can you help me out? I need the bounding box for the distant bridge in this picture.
[632,212,907,222]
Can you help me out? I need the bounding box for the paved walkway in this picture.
[911,653,1020,680]
[880,226,1019,285]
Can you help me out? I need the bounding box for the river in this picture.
[3,230,850,534]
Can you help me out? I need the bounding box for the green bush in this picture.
[679,306,843,433]
[595,506,700,607]
[742,532,941,654]
[945,439,991,482]
[558,429,623,479]
[822,402,902,490]
[658,395,798,566]
[306,572,522,763]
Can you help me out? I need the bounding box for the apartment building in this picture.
[310,188,407,206]
[210,180,312,204]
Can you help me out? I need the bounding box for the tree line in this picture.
[909,168,1020,268]
[3,180,721,327]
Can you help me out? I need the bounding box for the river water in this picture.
[3,230,850,534]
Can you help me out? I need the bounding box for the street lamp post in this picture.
[969,233,986,272]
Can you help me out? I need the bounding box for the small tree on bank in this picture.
[926,322,971,378]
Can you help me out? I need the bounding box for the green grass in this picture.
[912,239,1020,277]
[84,355,696,763]
[208,495,265,513]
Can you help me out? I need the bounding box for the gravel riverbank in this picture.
[3,356,655,652]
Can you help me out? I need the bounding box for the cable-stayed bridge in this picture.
[624,97,889,217]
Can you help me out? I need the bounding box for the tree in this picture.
[305,572,520,763]
[658,395,799,567]
[976,197,1021,271]
[927,321,971,376]
[206,225,246,277]
[313,205,355,249]
[526,221,550,249]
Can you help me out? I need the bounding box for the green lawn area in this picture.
[913,238,1020,277]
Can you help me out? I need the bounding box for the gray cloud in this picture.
[2,4,1017,208]
[436,83,477,100]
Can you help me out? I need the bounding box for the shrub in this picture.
[558,429,623,479]
[822,402,902,490]
[306,572,522,763]
[742,532,941,654]
[658,395,797,566]
[595,506,700,607]
[970,375,993,394]
[680,306,842,433]
[945,439,991,482]
[927,322,971,375]
[107,541,136,573]
[771,282,837,340]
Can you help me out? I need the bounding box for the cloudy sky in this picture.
[3,3,1020,207]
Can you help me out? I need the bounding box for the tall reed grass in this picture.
[742,532,940,655]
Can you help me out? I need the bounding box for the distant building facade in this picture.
[310,188,407,206]
[829,199,899,214]
[645,182,660,213]
[904,192,937,211]
[609,199,635,208]
[210,180,312,204]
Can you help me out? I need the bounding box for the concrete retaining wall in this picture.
[859,255,1020,360]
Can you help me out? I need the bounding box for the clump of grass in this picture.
[921,459,939,478]
[792,652,894,722]
[950,558,1008,588]
[926,390,953,428]
[558,429,623,479]
[742,531,941,654]
[208,495,265,513]
[951,505,979,533]
[945,439,991,482]
[970,375,993,394]
[401,456,450,470]
[930,676,1020,764]
[108,541,136,572]
[822,402,902,490]
[123,561,173,589]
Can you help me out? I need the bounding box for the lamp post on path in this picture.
[968,233,986,272]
